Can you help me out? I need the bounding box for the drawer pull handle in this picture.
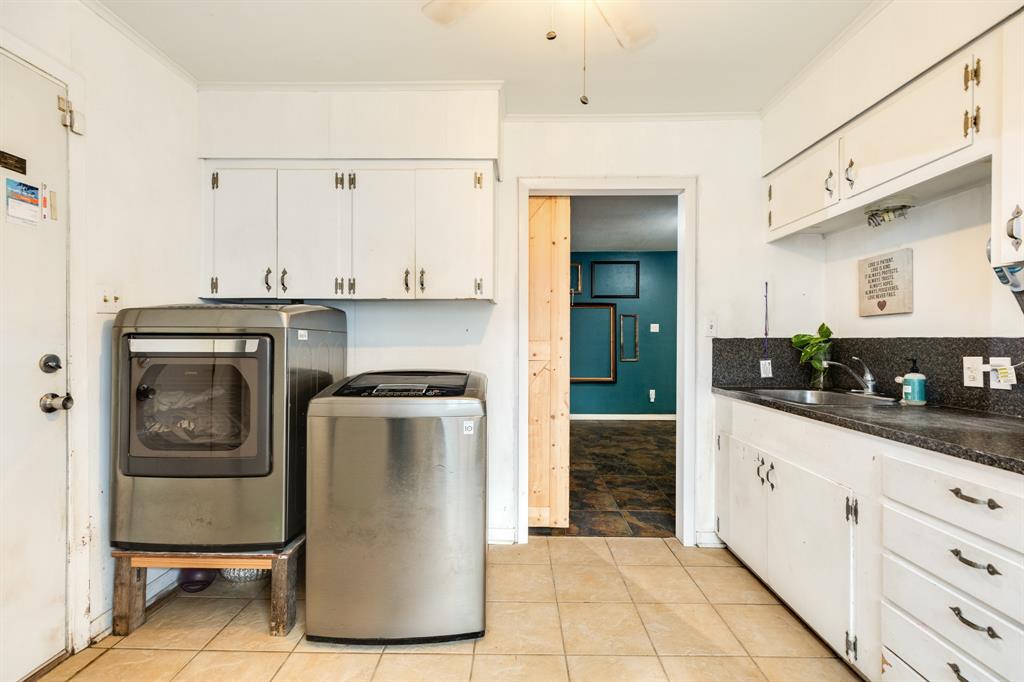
[756,457,765,485]
[947,662,970,682]
[949,606,1001,639]
[950,548,1002,576]
[766,462,776,491]
[948,487,1002,510]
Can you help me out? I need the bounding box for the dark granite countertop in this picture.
[713,386,1024,475]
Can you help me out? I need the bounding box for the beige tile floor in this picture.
[42,538,859,682]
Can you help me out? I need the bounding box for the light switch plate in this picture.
[650,323,660,333]
[649,389,656,402]
[990,357,1014,390]
[963,357,984,387]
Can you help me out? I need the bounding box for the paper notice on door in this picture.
[6,178,40,223]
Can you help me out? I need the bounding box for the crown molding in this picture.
[197,80,504,93]
[80,0,197,87]
[760,0,890,116]
[503,112,759,123]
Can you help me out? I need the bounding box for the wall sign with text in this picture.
[858,248,913,317]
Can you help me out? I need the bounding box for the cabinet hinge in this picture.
[211,172,219,190]
[716,515,720,532]
[474,171,483,189]
[348,172,356,189]
[767,184,772,201]
[845,631,858,660]
[767,210,772,228]
[210,276,219,294]
[335,172,344,189]
[716,434,721,451]
[964,58,981,90]
[845,496,859,524]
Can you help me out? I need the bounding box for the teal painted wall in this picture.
[570,251,677,414]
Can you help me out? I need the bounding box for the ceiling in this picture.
[571,196,677,251]
[98,0,872,115]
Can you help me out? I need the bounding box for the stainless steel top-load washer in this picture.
[110,304,346,550]
[305,371,487,644]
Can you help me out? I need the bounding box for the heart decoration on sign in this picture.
[877,300,887,311]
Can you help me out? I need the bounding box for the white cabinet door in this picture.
[765,455,854,660]
[277,170,351,299]
[767,138,841,231]
[211,169,277,298]
[351,169,416,299]
[414,168,493,299]
[994,14,1024,266]
[715,433,732,544]
[840,49,974,200]
[727,441,768,577]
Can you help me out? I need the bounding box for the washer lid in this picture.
[334,371,469,398]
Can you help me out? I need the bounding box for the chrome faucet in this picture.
[823,356,878,395]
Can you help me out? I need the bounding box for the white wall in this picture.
[1,0,200,639]
[823,184,1024,338]
[501,118,825,537]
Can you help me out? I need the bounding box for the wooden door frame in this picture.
[515,177,699,545]
[1,31,93,655]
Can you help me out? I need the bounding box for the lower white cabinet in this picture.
[719,432,856,661]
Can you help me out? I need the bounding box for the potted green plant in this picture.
[792,323,834,390]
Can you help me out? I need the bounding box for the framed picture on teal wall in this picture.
[591,260,640,298]
[570,303,617,383]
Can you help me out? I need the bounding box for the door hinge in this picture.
[474,171,483,189]
[210,276,219,294]
[348,172,356,189]
[57,95,85,135]
[335,172,344,189]
[211,172,219,190]
[845,496,859,524]
[845,631,858,660]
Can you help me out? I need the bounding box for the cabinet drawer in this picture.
[882,603,1001,682]
[883,505,1024,623]
[881,646,925,682]
[883,456,1024,552]
[884,555,1023,680]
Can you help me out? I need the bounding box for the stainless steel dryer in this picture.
[110,304,346,550]
[305,371,487,644]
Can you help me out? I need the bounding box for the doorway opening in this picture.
[523,182,694,542]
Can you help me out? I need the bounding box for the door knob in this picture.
[40,392,74,413]
[39,354,63,373]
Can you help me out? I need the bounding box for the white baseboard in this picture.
[695,530,725,548]
[487,528,517,545]
[570,414,676,421]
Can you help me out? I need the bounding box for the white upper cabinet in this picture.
[351,170,417,299]
[839,49,974,201]
[993,13,1024,266]
[767,138,841,231]
[210,169,278,298]
[415,168,493,299]
[277,170,352,300]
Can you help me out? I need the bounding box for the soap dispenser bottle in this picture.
[895,358,927,406]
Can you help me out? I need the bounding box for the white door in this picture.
[840,49,974,200]
[765,455,853,659]
[0,51,70,680]
[211,168,277,298]
[277,170,351,299]
[767,138,840,231]
[726,441,768,576]
[415,168,492,299]
[351,169,415,299]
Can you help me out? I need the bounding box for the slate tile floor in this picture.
[533,421,676,538]
[43,539,858,682]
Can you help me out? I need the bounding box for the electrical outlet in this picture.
[990,357,1014,390]
[760,359,773,378]
[963,357,984,387]
[704,316,718,337]
[649,389,656,403]
[650,323,660,333]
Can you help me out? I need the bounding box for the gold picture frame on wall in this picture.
[570,262,583,295]
[570,302,617,383]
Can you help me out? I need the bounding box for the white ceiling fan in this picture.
[421,0,657,50]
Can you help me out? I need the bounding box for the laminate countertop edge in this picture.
[712,386,1024,476]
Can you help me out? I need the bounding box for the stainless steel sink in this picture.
[750,388,899,406]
